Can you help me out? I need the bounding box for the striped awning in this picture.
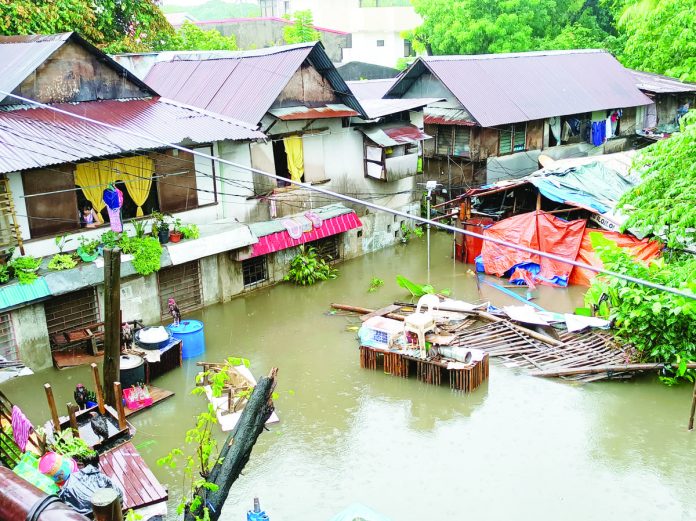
[250,212,362,257]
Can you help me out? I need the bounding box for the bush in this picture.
[284,246,338,286]
[10,256,41,284]
[585,233,696,383]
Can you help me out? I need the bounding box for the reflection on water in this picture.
[2,232,695,520]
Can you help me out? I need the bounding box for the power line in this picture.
[1,89,693,302]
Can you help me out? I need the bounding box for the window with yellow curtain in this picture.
[113,156,155,217]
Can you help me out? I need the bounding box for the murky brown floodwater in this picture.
[3,232,696,521]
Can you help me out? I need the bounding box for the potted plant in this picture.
[169,218,183,243]
[151,212,170,244]
[10,255,42,285]
[55,235,72,254]
[48,253,77,271]
[77,236,100,262]
[180,223,200,240]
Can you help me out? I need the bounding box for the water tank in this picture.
[120,354,146,388]
[168,320,205,359]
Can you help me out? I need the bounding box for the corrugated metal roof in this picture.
[0,98,264,174]
[424,107,477,126]
[359,98,441,119]
[268,104,359,120]
[388,50,653,127]
[360,123,431,147]
[0,277,51,312]
[347,79,396,100]
[144,42,365,125]
[630,70,696,94]
[0,32,157,104]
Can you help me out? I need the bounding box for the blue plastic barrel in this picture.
[168,320,205,359]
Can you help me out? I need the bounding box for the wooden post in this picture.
[44,383,61,433]
[91,488,123,521]
[536,192,542,210]
[113,382,127,431]
[103,248,122,407]
[91,363,106,415]
[67,403,80,437]
[689,380,696,431]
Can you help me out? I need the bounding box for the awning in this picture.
[268,104,359,120]
[166,221,257,265]
[360,124,431,147]
[248,205,362,258]
[0,277,50,311]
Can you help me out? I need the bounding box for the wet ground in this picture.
[3,232,696,520]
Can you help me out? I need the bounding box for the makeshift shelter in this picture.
[478,210,662,287]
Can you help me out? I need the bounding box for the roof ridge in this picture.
[163,41,318,63]
[157,97,263,133]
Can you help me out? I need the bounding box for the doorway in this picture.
[273,140,291,187]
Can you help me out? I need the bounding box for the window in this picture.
[158,261,203,321]
[0,313,18,363]
[376,40,385,47]
[311,236,340,263]
[434,126,470,157]
[404,39,413,57]
[44,288,99,336]
[21,148,211,239]
[242,256,268,288]
[499,123,527,155]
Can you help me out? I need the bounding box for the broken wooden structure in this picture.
[334,301,636,383]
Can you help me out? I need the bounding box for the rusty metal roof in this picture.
[360,123,431,147]
[388,50,653,127]
[144,42,364,126]
[268,104,359,120]
[347,79,396,100]
[630,70,696,94]
[424,107,477,126]
[0,98,264,174]
[0,32,157,104]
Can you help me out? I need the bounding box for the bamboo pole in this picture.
[91,363,105,415]
[67,403,79,437]
[689,380,696,431]
[44,383,61,433]
[102,248,121,407]
[113,382,127,431]
[531,362,696,378]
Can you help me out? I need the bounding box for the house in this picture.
[385,50,654,187]
[629,70,696,134]
[170,17,351,62]
[143,41,435,249]
[0,32,276,370]
[0,36,434,372]
[288,0,422,68]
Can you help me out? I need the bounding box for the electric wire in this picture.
[1,89,692,301]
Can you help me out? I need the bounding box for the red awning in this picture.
[251,212,362,257]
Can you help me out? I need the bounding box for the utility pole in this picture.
[425,180,438,280]
[102,247,121,407]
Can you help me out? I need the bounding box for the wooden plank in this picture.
[124,387,175,418]
[359,304,400,322]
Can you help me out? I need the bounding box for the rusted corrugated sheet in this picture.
[389,50,654,127]
[424,107,477,126]
[268,104,359,120]
[145,42,365,125]
[0,98,264,174]
[630,70,696,94]
[360,123,431,147]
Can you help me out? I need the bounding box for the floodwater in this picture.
[3,232,696,521]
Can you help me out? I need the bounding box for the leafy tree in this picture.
[0,0,103,42]
[282,10,320,44]
[618,111,696,248]
[170,21,237,51]
[618,0,696,82]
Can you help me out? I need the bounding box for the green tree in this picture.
[618,0,696,81]
[618,111,696,248]
[282,10,320,44]
[408,0,620,55]
[170,21,237,51]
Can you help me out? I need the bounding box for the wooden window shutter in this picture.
[453,127,470,157]
[436,126,453,155]
[155,150,199,214]
[22,165,78,238]
[499,126,513,155]
[513,123,527,152]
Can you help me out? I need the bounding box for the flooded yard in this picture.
[3,232,695,520]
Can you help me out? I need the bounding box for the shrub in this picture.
[0,264,9,284]
[130,237,163,276]
[10,256,41,284]
[48,254,77,271]
[284,246,338,286]
[180,224,200,240]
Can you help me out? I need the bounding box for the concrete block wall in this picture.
[11,303,52,371]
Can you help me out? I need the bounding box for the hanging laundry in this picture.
[103,184,124,233]
[11,405,33,452]
[591,121,606,147]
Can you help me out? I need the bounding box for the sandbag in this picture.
[58,465,123,515]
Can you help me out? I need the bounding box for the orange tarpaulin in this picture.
[569,229,663,286]
[481,211,587,285]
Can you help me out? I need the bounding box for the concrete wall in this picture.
[11,303,52,371]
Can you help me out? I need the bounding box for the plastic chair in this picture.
[404,295,439,359]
